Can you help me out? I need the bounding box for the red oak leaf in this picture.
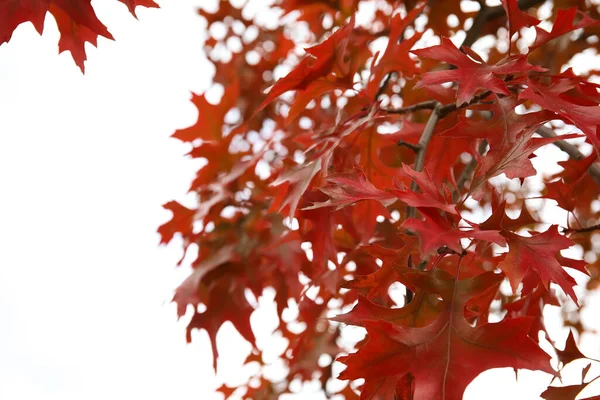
[403,208,506,255]
[172,245,236,317]
[498,226,580,304]
[342,241,415,305]
[555,330,587,367]
[172,81,240,142]
[118,0,158,16]
[365,5,425,98]
[185,285,256,371]
[270,160,322,218]
[471,130,581,200]
[480,200,538,231]
[1,0,156,72]
[157,201,196,245]
[412,37,545,105]
[338,268,553,400]
[531,7,600,49]
[392,165,457,215]
[541,378,594,400]
[305,168,396,210]
[501,0,540,40]
[256,17,355,112]
[520,80,600,152]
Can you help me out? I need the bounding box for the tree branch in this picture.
[563,223,600,234]
[536,126,600,185]
[406,103,442,219]
[374,72,395,101]
[461,0,547,48]
[382,90,492,116]
[452,140,488,203]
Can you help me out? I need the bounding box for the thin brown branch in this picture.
[406,103,442,219]
[461,0,547,48]
[437,90,493,117]
[461,4,490,48]
[397,139,421,152]
[374,72,395,101]
[381,100,438,115]
[383,90,492,117]
[536,126,600,185]
[452,140,488,203]
[563,223,600,234]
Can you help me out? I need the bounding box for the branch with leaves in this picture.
[7,0,600,399]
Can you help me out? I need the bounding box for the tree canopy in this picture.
[5,0,600,398]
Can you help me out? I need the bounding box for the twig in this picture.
[437,90,492,117]
[406,103,442,219]
[563,223,600,234]
[461,0,547,48]
[397,139,421,152]
[381,100,438,115]
[374,72,395,101]
[536,126,600,185]
[452,140,488,203]
[462,4,490,48]
[383,90,492,117]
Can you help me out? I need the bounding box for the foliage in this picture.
[6,0,600,398]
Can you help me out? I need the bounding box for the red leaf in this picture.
[256,17,355,112]
[185,286,256,371]
[392,165,457,215]
[338,268,553,400]
[412,37,545,105]
[402,208,506,255]
[305,168,396,210]
[498,226,580,304]
[172,245,237,317]
[118,0,158,16]
[270,160,323,218]
[172,81,240,142]
[480,200,538,231]
[1,0,156,72]
[531,7,600,50]
[501,0,540,40]
[157,201,196,245]
[555,330,586,366]
[520,80,600,152]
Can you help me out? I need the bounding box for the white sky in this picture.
[0,1,599,399]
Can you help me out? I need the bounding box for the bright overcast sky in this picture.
[0,1,599,399]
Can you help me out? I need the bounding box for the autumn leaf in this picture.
[338,268,553,400]
[256,16,355,112]
[531,7,600,49]
[392,165,457,215]
[12,0,600,396]
[501,0,540,41]
[304,168,396,210]
[498,226,580,304]
[403,208,506,255]
[520,80,600,152]
[172,81,240,142]
[1,0,157,72]
[412,37,545,105]
[157,201,196,245]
